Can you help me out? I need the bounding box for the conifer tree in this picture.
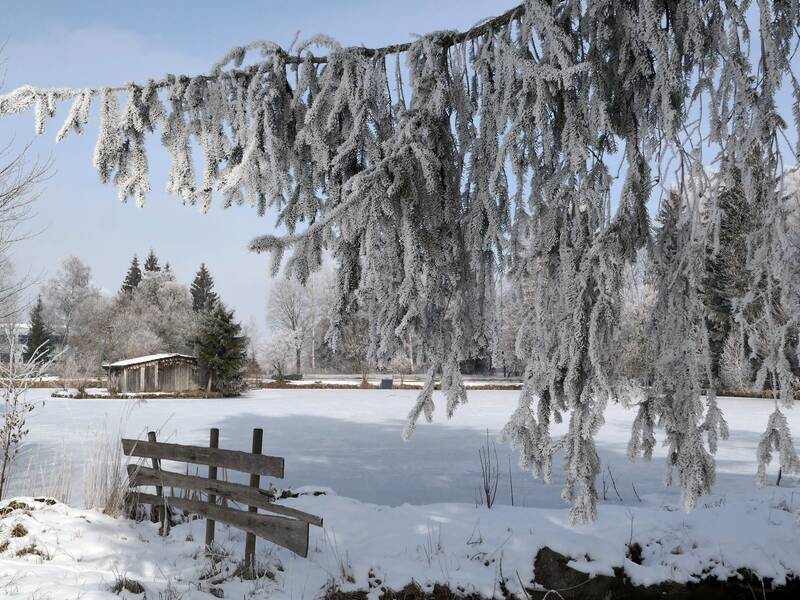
[22,296,51,363]
[120,254,142,294]
[630,191,728,511]
[191,263,218,311]
[143,249,160,272]
[195,302,247,396]
[703,170,752,386]
[2,0,799,522]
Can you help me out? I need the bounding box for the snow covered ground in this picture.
[1,389,799,598]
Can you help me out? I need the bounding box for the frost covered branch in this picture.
[0,0,799,523]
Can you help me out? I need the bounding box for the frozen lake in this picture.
[8,388,799,509]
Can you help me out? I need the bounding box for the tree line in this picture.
[22,251,248,395]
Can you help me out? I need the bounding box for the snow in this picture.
[1,489,798,599]
[1,389,799,598]
[103,353,196,368]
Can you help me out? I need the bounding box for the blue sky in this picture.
[0,0,512,325]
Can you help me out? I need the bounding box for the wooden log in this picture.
[205,428,219,548]
[127,465,322,526]
[128,492,309,557]
[245,428,263,572]
[121,438,284,478]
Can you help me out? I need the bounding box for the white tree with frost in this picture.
[267,278,311,375]
[755,407,799,488]
[1,0,799,522]
[258,329,300,382]
[42,256,95,349]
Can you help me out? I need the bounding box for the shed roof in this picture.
[103,353,197,369]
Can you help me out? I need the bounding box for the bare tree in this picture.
[304,269,335,371]
[42,256,94,348]
[339,310,371,384]
[266,279,309,375]
[0,60,51,500]
[0,326,54,499]
[0,141,49,320]
[390,352,413,386]
[258,329,299,382]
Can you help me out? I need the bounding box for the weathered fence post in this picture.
[244,428,263,573]
[205,428,219,549]
[147,431,168,535]
[122,433,315,557]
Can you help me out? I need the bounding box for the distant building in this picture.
[103,353,201,394]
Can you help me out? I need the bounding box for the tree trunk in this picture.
[206,373,213,393]
[295,347,301,375]
[310,322,316,370]
[406,334,414,370]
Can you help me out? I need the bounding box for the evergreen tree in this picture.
[703,170,752,386]
[22,296,51,363]
[195,302,247,396]
[191,263,218,311]
[4,1,800,523]
[144,249,160,272]
[120,254,142,294]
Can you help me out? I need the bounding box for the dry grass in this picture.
[83,411,134,516]
[109,571,144,595]
[15,543,44,558]
[21,443,73,505]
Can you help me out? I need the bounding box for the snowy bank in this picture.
[1,488,798,599]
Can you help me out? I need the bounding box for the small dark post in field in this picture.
[205,427,220,549]
[147,431,168,535]
[244,428,264,573]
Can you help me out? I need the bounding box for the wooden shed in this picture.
[104,353,201,394]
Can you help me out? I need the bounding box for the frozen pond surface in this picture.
[10,388,799,509]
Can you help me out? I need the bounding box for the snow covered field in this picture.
[1,389,799,598]
[9,388,797,508]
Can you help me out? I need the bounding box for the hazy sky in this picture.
[0,0,512,326]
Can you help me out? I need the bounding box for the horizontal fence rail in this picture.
[131,492,310,557]
[127,464,323,526]
[122,438,285,478]
[122,428,321,565]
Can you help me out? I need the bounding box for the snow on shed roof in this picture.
[103,353,197,369]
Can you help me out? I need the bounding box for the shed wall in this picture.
[109,360,200,394]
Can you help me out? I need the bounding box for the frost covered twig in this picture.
[0,1,797,524]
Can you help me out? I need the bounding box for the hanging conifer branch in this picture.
[0,0,799,523]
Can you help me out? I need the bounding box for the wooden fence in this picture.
[122,428,322,565]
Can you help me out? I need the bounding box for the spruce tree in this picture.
[703,170,752,386]
[195,302,247,396]
[191,263,218,311]
[22,296,51,363]
[144,249,160,272]
[120,254,142,294]
[4,1,800,522]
